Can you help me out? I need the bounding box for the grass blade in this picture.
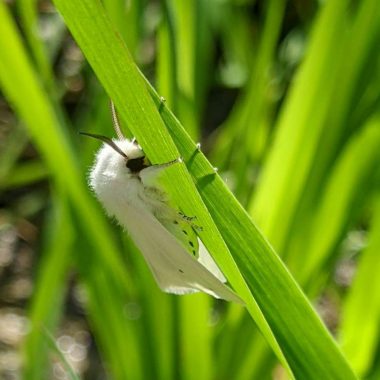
[340,195,380,376]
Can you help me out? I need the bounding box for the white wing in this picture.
[197,239,226,282]
[124,203,243,304]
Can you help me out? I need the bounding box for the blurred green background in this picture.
[0,0,380,379]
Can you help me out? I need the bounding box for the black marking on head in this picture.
[189,241,194,247]
[126,156,149,173]
[179,269,184,273]
[182,230,188,235]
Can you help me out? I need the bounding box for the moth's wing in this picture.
[159,212,200,259]
[124,204,243,304]
[156,208,227,283]
[197,239,226,283]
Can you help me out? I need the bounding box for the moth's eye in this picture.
[126,156,149,173]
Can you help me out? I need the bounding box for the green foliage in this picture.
[0,0,379,379]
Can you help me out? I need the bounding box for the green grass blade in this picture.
[17,0,57,93]
[43,329,82,380]
[279,0,380,270]
[291,118,380,286]
[103,0,141,55]
[250,0,350,252]
[212,0,286,202]
[178,295,213,380]
[309,0,380,184]
[0,123,28,183]
[340,195,380,376]
[156,0,179,112]
[22,192,73,380]
[160,0,212,138]
[151,89,357,380]
[0,160,48,190]
[74,240,145,380]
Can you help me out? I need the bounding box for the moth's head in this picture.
[81,102,154,183]
[81,132,151,176]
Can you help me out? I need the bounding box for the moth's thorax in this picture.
[89,138,146,217]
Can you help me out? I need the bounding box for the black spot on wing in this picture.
[189,241,194,247]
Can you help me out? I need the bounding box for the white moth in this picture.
[82,103,242,303]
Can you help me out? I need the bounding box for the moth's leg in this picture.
[153,157,182,170]
[178,212,203,231]
[189,222,203,232]
[178,211,196,222]
[140,157,182,187]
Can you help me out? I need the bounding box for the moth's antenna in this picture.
[110,101,125,140]
[80,132,129,159]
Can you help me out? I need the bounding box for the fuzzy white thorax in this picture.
[89,138,146,219]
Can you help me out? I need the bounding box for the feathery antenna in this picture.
[110,101,125,140]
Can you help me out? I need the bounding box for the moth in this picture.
[81,103,242,303]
